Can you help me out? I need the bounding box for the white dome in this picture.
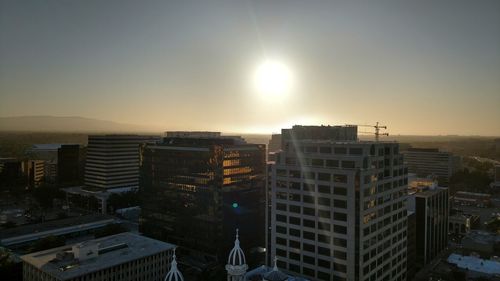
[227,229,246,266]
[165,248,184,281]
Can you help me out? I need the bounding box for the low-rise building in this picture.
[0,214,120,253]
[449,213,480,235]
[461,231,500,258]
[447,253,500,278]
[21,232,175,281]
[453,191,491,208]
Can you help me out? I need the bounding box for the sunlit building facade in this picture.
[84,135,159,191]
[140,132,266,266]
[268,125,408,281]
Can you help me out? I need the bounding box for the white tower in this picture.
[226,229,248,281]
[165,248,184,281]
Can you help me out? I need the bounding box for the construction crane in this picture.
[347,122,389,141]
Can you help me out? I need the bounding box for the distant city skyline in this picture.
[1,0,499,136]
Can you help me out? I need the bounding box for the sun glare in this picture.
[253,60,292,99]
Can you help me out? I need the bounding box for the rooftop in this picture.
[21,232,175,280]
[0,214,118,247]
[447,253,500,275]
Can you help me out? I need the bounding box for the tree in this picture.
[30,235,65,252]
[94,223,127,238]
[32,185,65,209]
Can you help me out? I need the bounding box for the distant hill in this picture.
[0,116,160,133]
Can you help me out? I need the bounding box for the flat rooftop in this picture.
[21,232,175,280]
[0,214,117,246]
[447,253,500,275]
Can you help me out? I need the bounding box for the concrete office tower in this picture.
[25,159,45,187]
[268,134,282,161]
[402,148,460,186]
[140,132,266,266]
[21,232,175,281]
[407,181,449,272]
[84,135,159,191]
[57,145,80,186]
[269,125,408,281]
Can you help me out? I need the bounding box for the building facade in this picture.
[410,185,449,272]
[84,135,159,191]
[140,132,266,266]
[21,232,175,281]
[57,145,81,186]
[269,125,408,281]
[402,148,460,186]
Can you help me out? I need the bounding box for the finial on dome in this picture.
[273,256,278,271]
[236,228,239,239]
[165,247,184,281]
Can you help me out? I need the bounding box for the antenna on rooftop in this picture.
[347,122,389,141]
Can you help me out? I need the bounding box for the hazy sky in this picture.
[1,0,499,135]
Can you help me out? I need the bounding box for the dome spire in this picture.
[165,248,184,281]
[226,228,248,281]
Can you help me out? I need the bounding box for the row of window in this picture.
[275,230,347,247]
[276,181,348,196]
[275,259,347,281]
[275,192,348,208]
[276,169,350,183]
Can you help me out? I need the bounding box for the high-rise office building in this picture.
[57,145,80,186]
[407,180,449,272]
[268,125,408,281]
[402,148,460,186]
[140,132,266,266]
[84,135,159,191]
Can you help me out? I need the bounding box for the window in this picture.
[312,159,324,167]
[303,255,315,265]
[303,243,315,252]
[318,172,331,181]
[334,212,347,221]
[276,214,286,222]
[318,234,330,244]
[334,224,347,234]
[289,216,300,225]
[304,171,315,180]
[289,240,300,249]
[333,238,347,247]
[326,159,339,168]
[342,160,355,169]
[334,186,347,196]
[289,228,300,237]
[318,185,330,194]
[303,231,315,240]
[303,183,315,192]
[277,203,286,211]
[334,199,347,209]
[318,222,331,231]
[350,148,363,155]
[303,195,315,204]
[334,250,347,260]
[289,205,300,214]
[334,147,347,154]
[303,219,315,228]
[319,147,332,153]
[334,174,348,183]
[318,246,330,256]
[305,146,318,153]
[276,226,286,234]
[318,209,331,219]
[318,197,331,206]
[303,207,315,216]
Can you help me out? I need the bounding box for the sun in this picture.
[253,60,292,98]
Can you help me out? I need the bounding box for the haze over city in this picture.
[1,0,499,136]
